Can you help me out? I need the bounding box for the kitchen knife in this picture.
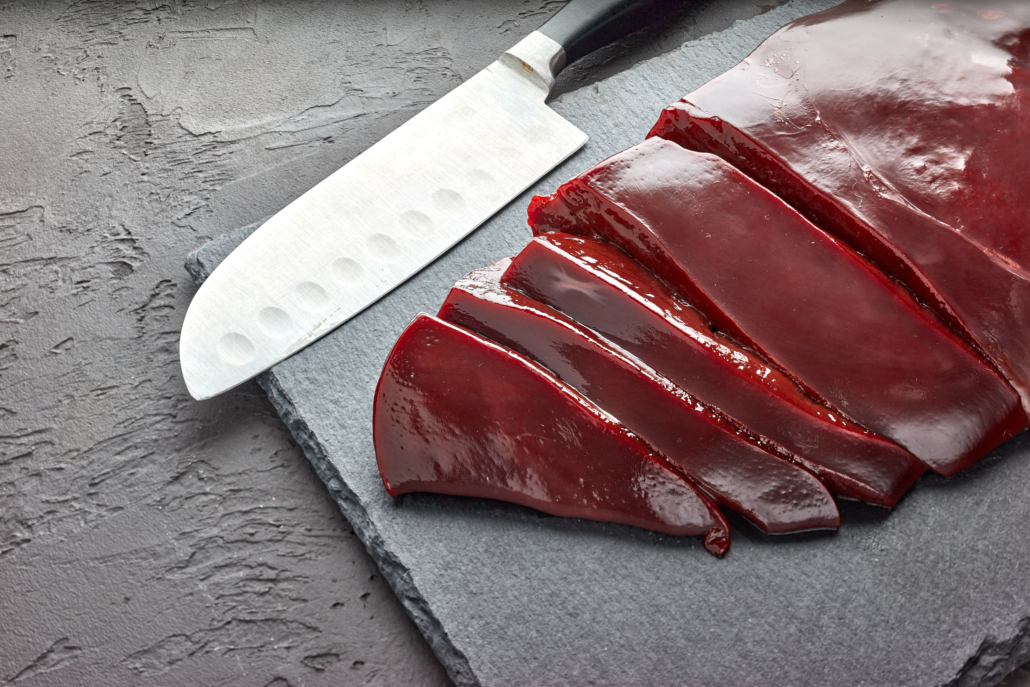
[180,0,679,400]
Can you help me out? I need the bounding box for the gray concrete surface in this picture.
[0,1,800,685]
[4,1,1030,686]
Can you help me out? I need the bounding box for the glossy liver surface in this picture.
[373,313,731,555]
[439,260,839,533]
[503,233,925,506]
[529,138,1027,476]
[650,0,1030,410]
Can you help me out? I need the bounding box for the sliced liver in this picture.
[373,313,731,555]
[649,0,1030,412]
[502,232,924,506]
[529,138,1027,476]
[439,260,839,533]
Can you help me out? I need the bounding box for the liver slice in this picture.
[502,233,924,506]
[439,260,839,533]
[649,0,1030,412]
[373,313,731,555]
[529,138,1027,476]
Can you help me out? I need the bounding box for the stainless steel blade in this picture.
[180,32,586,400]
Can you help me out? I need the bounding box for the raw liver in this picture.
[529,137,1027,476]
[373,313,731,555]
[649,0,1030,412]
[502,232,925,506]
[439,260,839,533]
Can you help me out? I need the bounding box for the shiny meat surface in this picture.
[439,260,839,533]
[503,232,925,506]
[651,0,1030,411]
[529,138,1027,475]
[373,314,731,555]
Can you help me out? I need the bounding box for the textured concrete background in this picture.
[0,1,793,685]
[3,1,1030,685]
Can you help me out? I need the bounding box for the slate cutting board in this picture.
[185,1,1030,684]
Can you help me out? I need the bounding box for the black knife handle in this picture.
[538,0,682,67]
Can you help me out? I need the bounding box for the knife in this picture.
[180,0,679,400]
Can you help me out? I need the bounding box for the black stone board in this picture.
[186,1,1030,684]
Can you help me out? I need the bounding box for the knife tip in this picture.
[179,301,238,402]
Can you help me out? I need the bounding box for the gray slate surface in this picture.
[186,1,1030,685]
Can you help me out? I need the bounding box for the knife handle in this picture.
[538,0,681,67]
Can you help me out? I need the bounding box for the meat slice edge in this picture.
[528,138,1027,476]
[648,0,1030,413]
[502,232,925,506]
[439,260,840,533]
[373,313,731,555]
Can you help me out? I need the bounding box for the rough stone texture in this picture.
[5,0,1029,685]
[184,2,1030,686]
[0,2,811,685]
[0,2,624,685]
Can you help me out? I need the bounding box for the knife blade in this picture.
[180,0,678,400]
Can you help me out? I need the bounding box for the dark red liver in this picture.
[439,260,839,533]
[529,138,1027,476]
[373,313,731,555]
[649,0,1030,413]
[502,233,925,506]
